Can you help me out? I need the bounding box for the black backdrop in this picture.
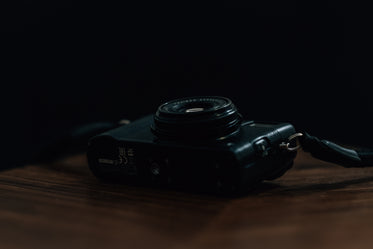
[3,2,373,167]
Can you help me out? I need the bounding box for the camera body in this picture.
[87,97,297,194]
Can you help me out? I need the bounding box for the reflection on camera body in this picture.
[88,96,297,195]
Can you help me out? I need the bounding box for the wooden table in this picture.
[1,151,373,249]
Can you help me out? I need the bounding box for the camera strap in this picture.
[287,132,373,168]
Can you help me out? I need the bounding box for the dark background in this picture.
[3,2,372,167]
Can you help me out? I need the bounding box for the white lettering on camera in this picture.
[98,147,135,168]
[98,158,115,165]
[118,147,135,166]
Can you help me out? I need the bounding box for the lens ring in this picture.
[159,96,231,115]
[152,96,242,140]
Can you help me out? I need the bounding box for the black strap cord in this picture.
[299,132,373,167]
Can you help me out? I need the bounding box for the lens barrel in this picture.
[152,96,242,140]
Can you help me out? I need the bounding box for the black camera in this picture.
[87,96,297,194]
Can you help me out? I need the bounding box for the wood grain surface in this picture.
[2,151,373,249]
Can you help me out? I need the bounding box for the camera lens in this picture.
[152,96,242,140]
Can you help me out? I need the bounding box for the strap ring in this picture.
[279,133,303,152]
